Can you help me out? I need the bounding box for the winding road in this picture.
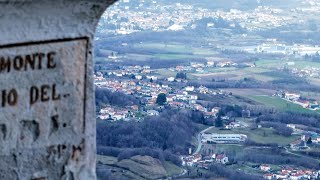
[194,126,215,154]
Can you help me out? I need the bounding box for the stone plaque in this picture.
[0,39,88,171]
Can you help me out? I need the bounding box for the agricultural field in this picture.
[223,88,275,96]
[134,42,218,56]
[308,78,320,87]
[191,65,280,82]
[287,60,320,69]
[95,42,209,62]
[154,53,199,60]
[248,95,314,113]
[131,42,218,60]
[133,43,192,54]
[157,68,198,80]
[156,69,177,78]
[125,53,154,61]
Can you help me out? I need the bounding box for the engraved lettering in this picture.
[13,56,23,70]
[30,84,62,105]
[1,89,18,107]
[30,86,39,105]
[1,90,6,107]
[25,54,35,70]
[37,53,45,70]
[47,52,56,69]
[0,57,10,73]
[7,89,18,106]
[52,84,61,101]
[41,85,50,102]
[0,51,57,73]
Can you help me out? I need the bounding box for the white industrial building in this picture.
[201,133,247,144]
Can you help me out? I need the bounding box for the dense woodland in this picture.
[97,109,204,165]
[95,88,139,111]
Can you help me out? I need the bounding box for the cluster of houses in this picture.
[99,105,161,121]
[274,90,319,110]
[95,71,228,121]
[255,43,320,56]
[292,67,320,78]
[102,60,245,83]
[287,124,320,150]
[99,106,134,121]
[104,65,154,79]
[166,61,254,75]
[181,153,229,169]
[100,0,303,36]
[225,120,249,129]
[263,166,320,180]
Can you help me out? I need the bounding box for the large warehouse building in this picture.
[201,133,247,144]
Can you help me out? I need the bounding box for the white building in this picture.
[189,94,198,100]
[147,110,159,116]
[185,86,195,92]
[146,75,158,81]
[135,75,142,80]
[201,133,247,144]
[167,77,175,82]
[285,92,300,101]
[260,164,271,172]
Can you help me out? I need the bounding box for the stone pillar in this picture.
[0,0,116,179]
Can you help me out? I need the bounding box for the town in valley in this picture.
[95,0,320,179]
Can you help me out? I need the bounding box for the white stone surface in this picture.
[0,0,117,179]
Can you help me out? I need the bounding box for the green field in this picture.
[134,42,218,56]
[154,53,200,60]
[157,68,176,78]
[191,65,279,82]
[97,155,118,165]
[133,43,191,53]
[131,42,220,60]
[249,95,313,113]
[255,59,284,69]
[163,161,183,177]
[157,68,197,80]
[255,59,320,69]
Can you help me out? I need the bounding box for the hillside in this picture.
[97,155,184,179]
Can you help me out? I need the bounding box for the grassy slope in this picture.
[249,95,313,113]
[163,161,183,177]
[97,155,183,179]
[117,156,167,179]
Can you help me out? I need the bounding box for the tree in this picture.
[176,72,187,79]
[156,93,167,105]
[307,137,312,144]
[215,113,223,127]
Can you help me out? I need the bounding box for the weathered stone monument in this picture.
[0,0,116,179]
